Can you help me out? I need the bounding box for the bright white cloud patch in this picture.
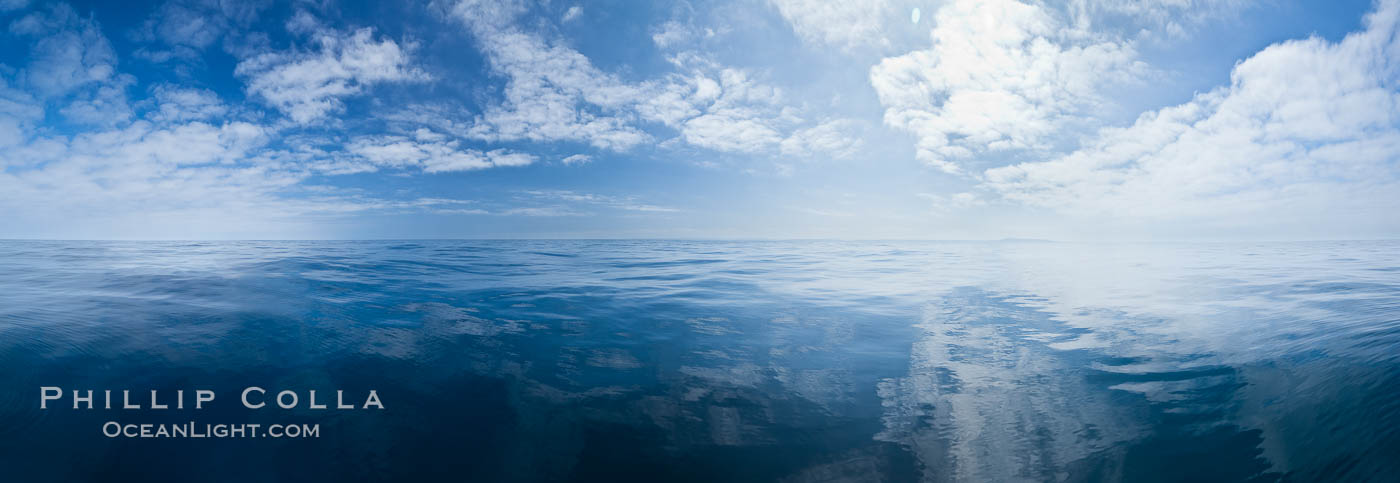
[235,26,427,124]
[869,0,1143,173]
[983,0,1400,229]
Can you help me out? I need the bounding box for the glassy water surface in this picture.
[0,240,1396,482]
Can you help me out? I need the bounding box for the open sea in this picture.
[0,240,1397,482]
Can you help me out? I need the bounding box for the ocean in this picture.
[0,240,1396,482]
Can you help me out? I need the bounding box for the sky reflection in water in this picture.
[0,240,1396,482]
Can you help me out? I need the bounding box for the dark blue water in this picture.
[0,240,1397,482]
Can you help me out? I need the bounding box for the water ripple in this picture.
[0,240,1395,481]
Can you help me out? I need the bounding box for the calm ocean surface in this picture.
[0,240,1396,482]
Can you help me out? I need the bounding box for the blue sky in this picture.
[0,0,1396,240]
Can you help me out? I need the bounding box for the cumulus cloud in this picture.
[235,26,427,124]
[982,0,1400,229]
[869,0,1143,173]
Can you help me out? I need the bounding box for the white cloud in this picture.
[235,26,427,124]
[443,0,860,161]
[0,115,513,237]
[768,0,895,51]
[560,154,592,165]
[0,118,306,237]
[524,189,679,213]
[145,84,227,122]
[3,5,137,129]
[130,0,267,63]
[2,0,856,238]
[500,206,583,217]
[982,0,1400,230]
[669,65,862,159]
[141,3,225,49]
[780,119,866,159]
[869,0,1143,173]
[675,67,787,153]
[0,77,42,148]
[917,191,983,214]
[347,135,536,173]
[0,7,515,238]
[446,0,651,150]
[651,20,696,49]
[561,6,582,23]
[9,5,123,99]
[11,120,268,169]
[681,114,783,153]
[58,76,136,126]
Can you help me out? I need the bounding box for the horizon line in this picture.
[2,237,1397,243]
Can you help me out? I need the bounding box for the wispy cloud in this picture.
[348,134,535,173]
[440,0,865,160]
[522,190,680,213]
[768,0,897,51]
[235,23,428,124]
